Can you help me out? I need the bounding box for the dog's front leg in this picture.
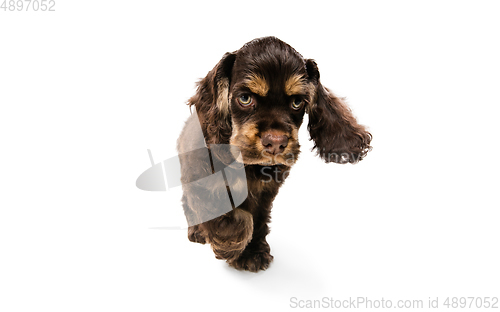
[202,208,254,263]
[230,213,273,272]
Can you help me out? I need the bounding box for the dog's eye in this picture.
[238,95,253,106]
[291,98,303,110]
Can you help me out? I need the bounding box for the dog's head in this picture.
[189,36,371,166]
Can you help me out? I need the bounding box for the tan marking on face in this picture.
[216,78,230,115]
[289,127,299,142]
[285,74,307,96]
[244,74,269,97]
[240,123,259,140]
[230,122,259,147]
[230,120,302,166]
[230,122,264,165]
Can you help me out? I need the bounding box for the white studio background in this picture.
[1,1,499,311]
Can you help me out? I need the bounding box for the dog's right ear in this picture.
[305,59,372,164]
[188,52,237,142]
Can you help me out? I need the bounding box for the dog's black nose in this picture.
[261,132,288,155]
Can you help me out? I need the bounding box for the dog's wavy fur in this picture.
[178,37,372,272]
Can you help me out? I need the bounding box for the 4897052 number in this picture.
[1,0,55,11]
[443,297,498,309]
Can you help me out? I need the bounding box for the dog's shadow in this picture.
[220,239,326,295]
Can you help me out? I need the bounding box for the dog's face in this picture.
[189,37,372,166]
[228,39,311,166]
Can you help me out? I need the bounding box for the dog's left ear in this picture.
[305,59,372,164]
[189,52,237,143]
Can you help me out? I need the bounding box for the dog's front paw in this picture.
[187,226,206,244]
[229,250,274,272]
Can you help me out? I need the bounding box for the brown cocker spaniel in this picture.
[177,36,372,272]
